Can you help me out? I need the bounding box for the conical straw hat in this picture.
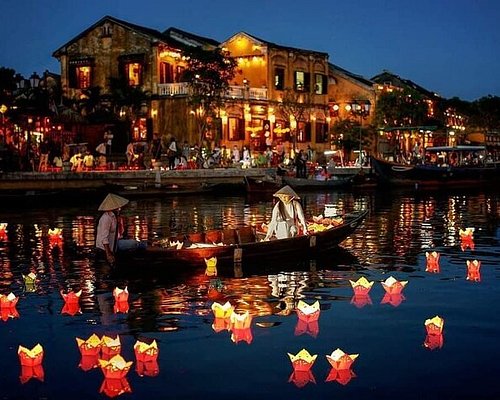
[98,193,129,211]
[273,185,300,200]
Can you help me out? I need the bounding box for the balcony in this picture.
[156,82,268,100]
[157,82,190,97]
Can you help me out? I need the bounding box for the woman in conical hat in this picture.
[264,186,307,240]
[95,193,129,264]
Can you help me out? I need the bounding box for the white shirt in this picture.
[96,211,118,252]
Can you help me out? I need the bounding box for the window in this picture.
[101,23,112,37]
[315,74,328,95]
[274,67,285,90]
[228,118,245,141]
[315,122,329,143]
[160,62,174,84]
[274,120,291,141]
[294,71,310,92]
[68,60,93,89]
[296,121,311,143]
[125,62,142,86]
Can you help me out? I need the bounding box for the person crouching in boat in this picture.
[95,193,146,264]
[264,186,308,240]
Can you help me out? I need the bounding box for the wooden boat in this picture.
[105,182,213,198]
[244,175,283,193]
[118,209,367,266]
[282,175,353,190]
[371,145,500,187]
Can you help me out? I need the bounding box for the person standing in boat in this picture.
[264,186,308,240]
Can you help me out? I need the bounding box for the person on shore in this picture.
[167,137,178,170]
[264,186,308,240]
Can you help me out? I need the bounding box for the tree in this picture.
[374,88,428,128]
[469,95,500,133]
[330,118,374,162]
[181,47,237,144]
[0,67,17,106]
[277,88,314,151]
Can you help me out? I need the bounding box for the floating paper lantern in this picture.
[0,292,19,309]
[380,293,405,307]
[466,260,481,282]
[288,349,317,372]
[381,276,408,295]
[20,364,45,384]
[99,377,132,398]
[296,300,320,322]
[1,305,19,322]
[211,301,234,319]
[136,360,160,377]
[425,251,440,273]
[134,339,159,363]
[424,333,444,350]
[425,315,444,335]
[212,317,231,333]
[61,289,82,305]
[325,368,356,386]
[294,320,319,338]
[18,344,44,367]
[76,334,102,356]
[350,293,372,308]
[99,354,133,379]
[230,310,252,330]
[62,301,81,316]
[79,354,100,372]
[101,335,121,359]
[22,273,37,292]
[231,327,253,344]
[113,287,129,302]
[48,228,63,247]
[288,370,316,388]
[459,227,475,251]
[0,223,7,241]
[326,348,359,370]
[349,277,374,295]
[205,257,218,277]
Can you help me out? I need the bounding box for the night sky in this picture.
[0,0,498,101]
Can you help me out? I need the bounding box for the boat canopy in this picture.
[424,145,487,152]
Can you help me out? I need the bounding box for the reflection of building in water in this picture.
[72,216,96,248]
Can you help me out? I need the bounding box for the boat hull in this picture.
[282,176,352,190]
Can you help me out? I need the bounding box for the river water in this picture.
[0,187,499,399]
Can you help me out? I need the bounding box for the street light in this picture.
[348,100,371,166]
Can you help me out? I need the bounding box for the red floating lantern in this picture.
[101,335,121,359]
[349,277,374,296]
[296,300,320,323]
[61,289,82,305]
[424,333,444,350]
[0,223,8,241]
[381,276,408,295]
[134,339,159,363]
[466,260,481,282]
[99,354,133,379]
[136,360,160,377]
[288,370,316,388]
[20,364,45,384]
[79,354,100,372]
[380,293,405,307]
[288,349,317,372]
[294,319,319,338]
[231,327,253,344]
[99,377,132,398]
[18,344,44,367]
[325,368,356,386]
[425,251,440,273]
[76,334,102,356]
[212,317,231,333]
[425,315,444,335]
[229,311,252,330]
[350,293,372,308]
[113,300,129,314]
[112,287,129,302]
[204,257,217,277]
[48,228,63,247]
[326,348,359,370]
[61,301,81,316]
[0,292,19,309]
[459,227,475,251]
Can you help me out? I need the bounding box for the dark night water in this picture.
[0,187,500,399]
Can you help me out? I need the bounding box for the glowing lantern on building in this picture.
[205,257,218,276]
[99,377,132,398]
[466,260,481,282]
[425,251,440,273]
[18,344,44,367]
[381,276,408,294]
[459,227,475,251]
[99,354,133,379]
[349,276,374,296]
[296,300,320,322]
[288,349,317,372]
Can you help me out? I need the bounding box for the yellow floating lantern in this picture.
[76,334,102,356]
[349,277,374,296]
[296,300,320,322]
[18,344,44,367]
[205,257,218,276]
[288,349,317,372]
[229,310,252,330]
[99,354,133,379]
[211,301,234,319]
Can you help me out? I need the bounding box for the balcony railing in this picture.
[157,82,268,100]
